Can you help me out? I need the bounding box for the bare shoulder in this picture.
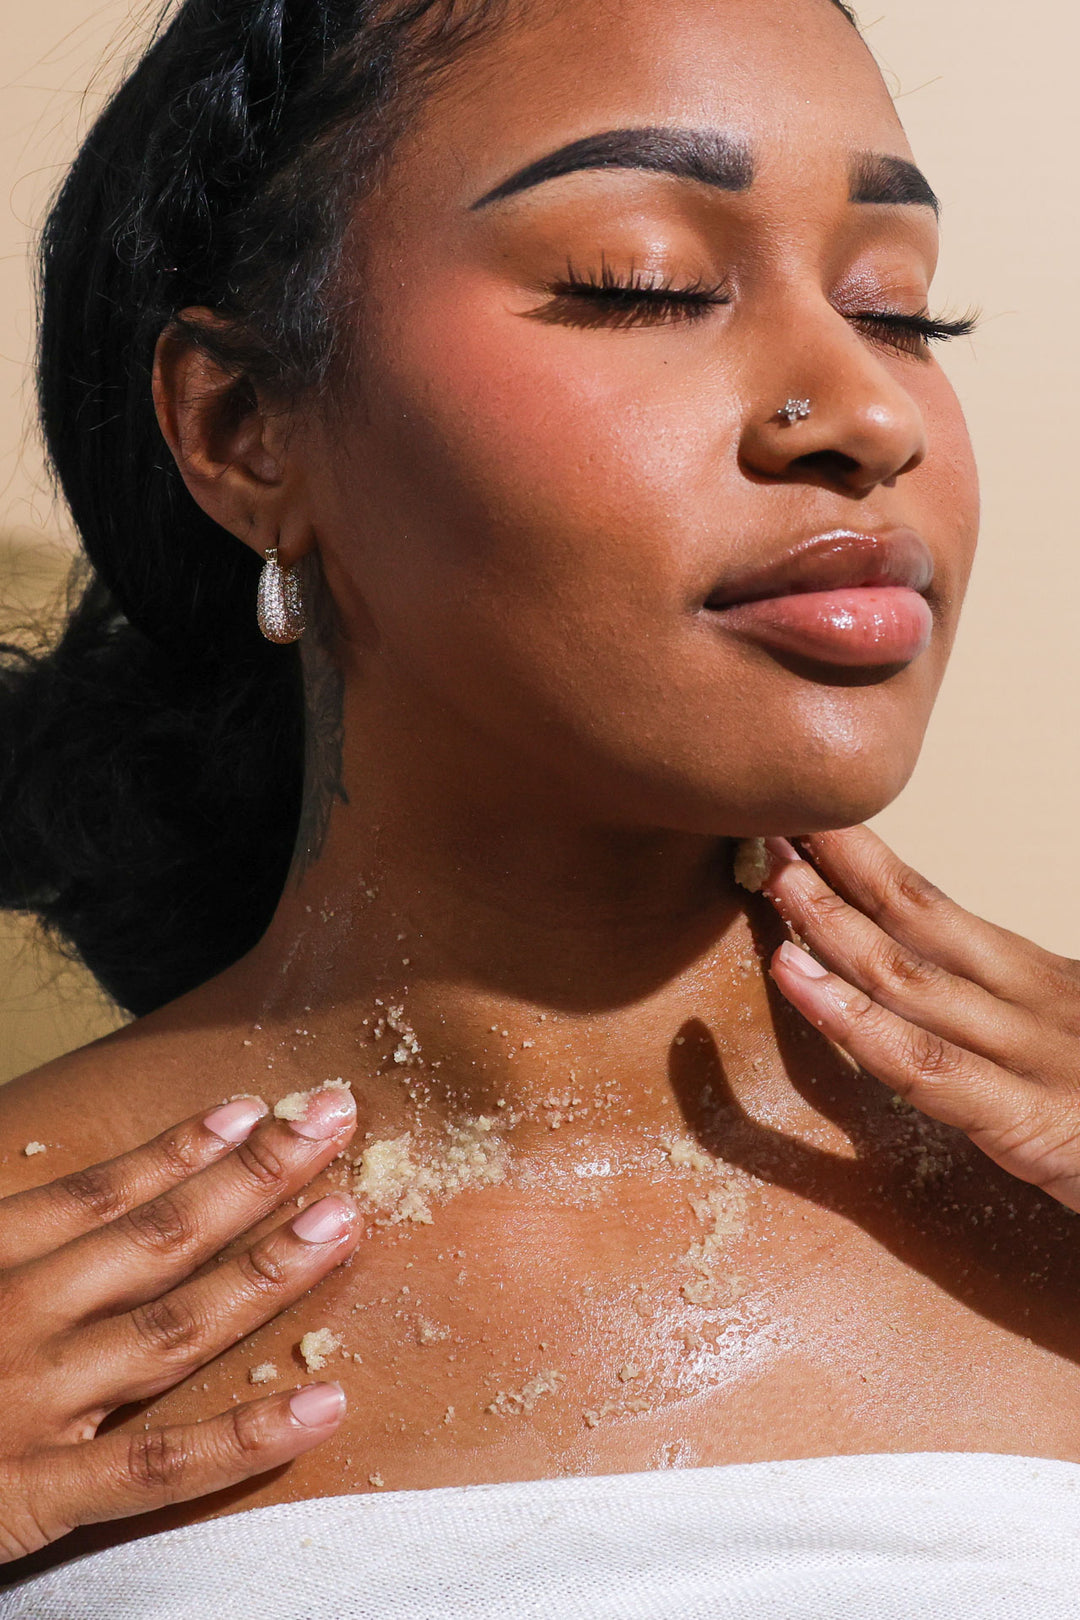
[0,984,250,1194]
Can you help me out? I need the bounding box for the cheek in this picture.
[330,303,750,782]
[343,282,736,631]
[918,368,981,622]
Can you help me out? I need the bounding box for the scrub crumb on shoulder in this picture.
[22,1141,47,1156]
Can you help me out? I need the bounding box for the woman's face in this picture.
[307,0,979,837]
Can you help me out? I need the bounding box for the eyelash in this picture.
[846,308,979,356]
[545,262,979,353]
[545,261,732,329]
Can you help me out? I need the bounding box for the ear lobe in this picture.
[151,310,288,555]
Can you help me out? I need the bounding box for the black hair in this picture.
[0,0,513,1018]
[1,0,860,1021]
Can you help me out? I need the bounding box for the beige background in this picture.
[1,0,1077,1081]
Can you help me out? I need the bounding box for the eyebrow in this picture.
[850,152,940,217]
[469,127,941,222]
[469,127,754,210]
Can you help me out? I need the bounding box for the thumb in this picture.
[1,1383,345,1563]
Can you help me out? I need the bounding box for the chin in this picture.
[724,688,932,836]
[638,731,924,840]
[721,752,921,840]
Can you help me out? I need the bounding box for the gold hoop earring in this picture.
[257,547,307,644]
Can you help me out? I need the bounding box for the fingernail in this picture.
[778,941,829,979]
[288,1085,356,1140]
[289,1382,347,1428]
[292,1195,357,1244]
[203,1097,269,1144]
[764,837,802,864]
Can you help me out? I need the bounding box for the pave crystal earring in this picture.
[256,547,307,644]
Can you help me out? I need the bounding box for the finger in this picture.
[20,1086,357,1327]
[761,840,1063,1080]
[768,940,1080,1208]
[0,1097,270,1270]
[7,1385,346,1560]
[73,1194,361,1409]
[799,824,1074,1009]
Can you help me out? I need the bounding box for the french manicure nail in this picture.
[292,1195,356,1244]
[289,1382,347,1428]
[764,837,802,864]
[288,1085,356,1140]
[203,1097,269,1144]
[778,941,829,979]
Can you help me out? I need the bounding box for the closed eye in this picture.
[848,308,979,358]
[534,257,732,329]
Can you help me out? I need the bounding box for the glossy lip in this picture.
[701,527,934,610]
[701,528,936,670]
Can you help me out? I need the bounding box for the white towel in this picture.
[4,1451,1080,1619]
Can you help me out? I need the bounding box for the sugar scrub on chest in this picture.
[350,1115,509,1225]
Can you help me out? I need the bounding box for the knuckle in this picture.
[904,1026,961,1082]
[0,1464,55,1560]
[118,1192,199,1258]
[231,1133,292,1195]
[839,983,878,1024]
[153,1130,208,1183]
[222,1401,271,1465]
[882,861,944,920]
[129,1292,207,1361]
[872,941,942,997]
[126,1429,191,1498]
[1038,957,1080,1005]
[801,889,851,933]
[990,1109,1070,1177]
[234,1241,291,1295]
[55,1164,128,1227]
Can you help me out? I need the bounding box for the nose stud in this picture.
[778,398,812,425]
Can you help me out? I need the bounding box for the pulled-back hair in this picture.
[1,0,859,1020]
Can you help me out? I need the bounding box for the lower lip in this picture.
[712,587,933,667]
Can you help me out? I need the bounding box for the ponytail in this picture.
[2,0,506,1014]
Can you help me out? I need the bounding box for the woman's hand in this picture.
[0,1084,360,1564]
[763,827,1080,1215]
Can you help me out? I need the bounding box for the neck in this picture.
[229,662,792,1153]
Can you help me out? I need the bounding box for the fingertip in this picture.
[203,1097,271,1145]
[775,940,830,981]
[288,1382,347,1429]
[204,1095,272,1146]
[763,836,802,864]
[291,1193,359,1245]
[284,1085,357,1142]
[759,840,807,902]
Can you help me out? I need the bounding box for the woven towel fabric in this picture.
[3,1451,1080,1619]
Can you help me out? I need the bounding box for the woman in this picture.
[3,0,1080,1609]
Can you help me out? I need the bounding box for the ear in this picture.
[152,309,313,568]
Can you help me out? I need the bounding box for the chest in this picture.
[112,1139,1080,1543]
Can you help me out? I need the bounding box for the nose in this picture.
[740,304,929,495]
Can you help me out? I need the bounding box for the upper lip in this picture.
[702,528,935,610]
